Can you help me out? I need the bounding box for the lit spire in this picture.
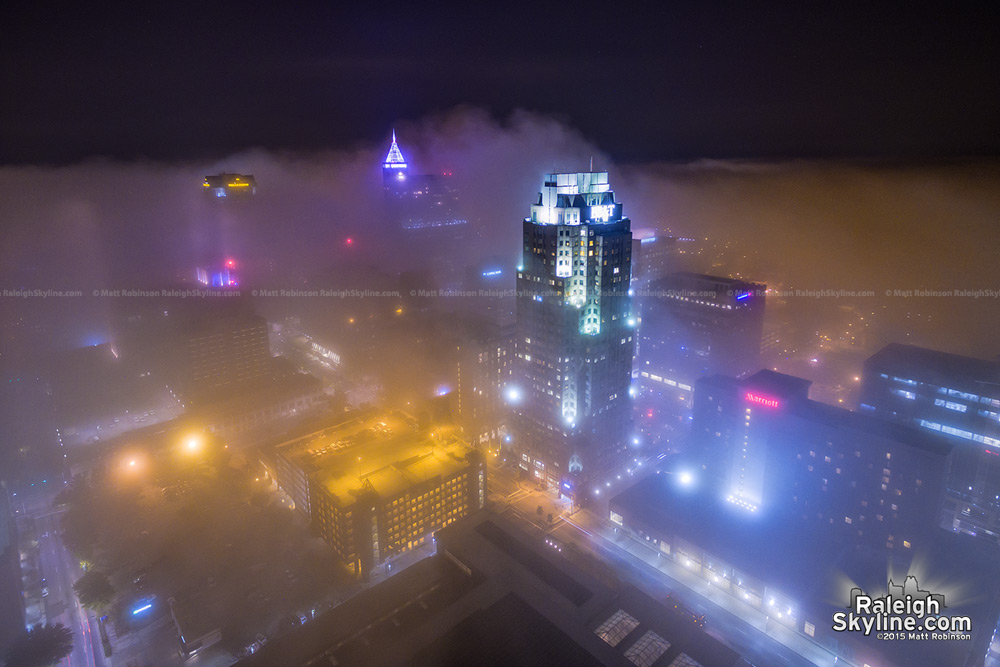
[384,129,407,168]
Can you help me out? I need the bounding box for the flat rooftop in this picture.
[273,412,474,502]
[866,343,1000,386]
[240,510,741,667]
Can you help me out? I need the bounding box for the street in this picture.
[18,485,105,667]
[487,464,848,667]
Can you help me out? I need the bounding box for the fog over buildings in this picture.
[2,108,998,357]
[2,105,1000,667]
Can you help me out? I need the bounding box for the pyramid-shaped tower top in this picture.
[383,129,407,169]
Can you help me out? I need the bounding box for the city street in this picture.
[17,485,105,667]
[487,464,850,667]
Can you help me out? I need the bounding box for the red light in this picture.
[226,259,235,267]
[345,237,354,245]
[646,409,654,418]
[745,392,780,408]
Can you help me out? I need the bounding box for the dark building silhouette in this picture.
[239,510,741,667]
[202,173,256,198]
[859,343,1000,544]
[381,131,468,286]
[636,273,765,407]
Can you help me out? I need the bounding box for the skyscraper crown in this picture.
[384,130,407,169]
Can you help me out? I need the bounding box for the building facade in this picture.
[692,370,949,554]
[630,234,676,289]
[511,172,634,498]
[265,412,485,579]
[455,323,514,450]
[381,131,468,286]
[636,272,765,407]
[184,311,270,401]
[859,343,1000,543]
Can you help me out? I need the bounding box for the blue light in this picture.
[132,603,152,615]
[481,269,503,277]
[435,385,452,397]
[736,292,750,301]
[563,482,572,490]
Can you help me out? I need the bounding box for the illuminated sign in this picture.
[589,204,615,221]
[745,392,780,408]
[736,292,751,301]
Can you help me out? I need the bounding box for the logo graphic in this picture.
[833,576,970,641]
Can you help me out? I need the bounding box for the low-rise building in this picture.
[265,411,485,579]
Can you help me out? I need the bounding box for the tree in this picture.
[4,623,73,667]
[73,570,115,614]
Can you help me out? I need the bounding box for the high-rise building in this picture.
[381,131,468,286]
[510,172,634,498]
[691,369,949,553]
[455,323,514,450]
[630,234,676,289]
[859,343,1000,543]
[636,272,765,406]
[184,310,270,400]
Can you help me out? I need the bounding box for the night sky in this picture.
[2,3,997,164]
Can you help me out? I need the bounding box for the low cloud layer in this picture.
[1,107,998,356]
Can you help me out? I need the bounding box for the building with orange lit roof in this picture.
[265,410,485,579]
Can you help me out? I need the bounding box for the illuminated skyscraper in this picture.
[381,129,409,192]
[510,172,634,499]
[380,130,468,285]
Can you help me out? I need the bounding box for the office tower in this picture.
[510,172,634,498]
[859,343,1000,543]
[455,323,514,450]
[183,310,270,400]
[380,131,468,286]
[636,272,765,405]
[630,234,677,289]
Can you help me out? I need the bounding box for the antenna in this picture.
[590,156,594,171]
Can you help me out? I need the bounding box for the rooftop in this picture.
[239,510,741,667]
[865,343,1000,387]
[610,474,1000,667]
[273,411,474,502]
[700,371,953,456]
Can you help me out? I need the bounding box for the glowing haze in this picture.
[1,107,998,355]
